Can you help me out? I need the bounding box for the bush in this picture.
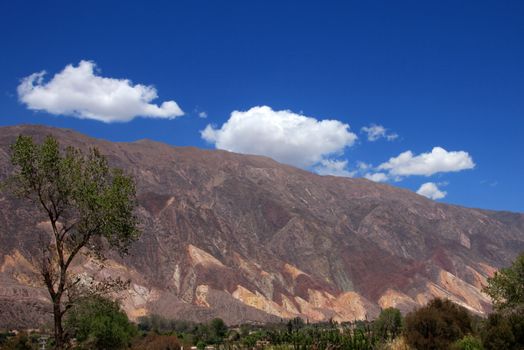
[506,310,524,346]
[404,298,473,350]
[0,332,33,350]
[452,335,483,350]
[65,296,136,349]
[481,313,517,350]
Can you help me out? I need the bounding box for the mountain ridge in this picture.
[0,124,523,328]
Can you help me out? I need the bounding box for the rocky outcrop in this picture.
[0,125,523,327]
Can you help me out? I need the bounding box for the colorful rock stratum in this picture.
[1,125,523,328]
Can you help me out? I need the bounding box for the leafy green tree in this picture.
[65,295,136,349]
[404,298,473,350]
[373,307,403,341]
[483,252,524,311]
[6,135,140,349]
[209,318,227,343]
[481,252,524,349]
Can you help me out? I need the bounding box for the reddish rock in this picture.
[0,125,523,326]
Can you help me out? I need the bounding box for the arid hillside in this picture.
[1,125,523,328]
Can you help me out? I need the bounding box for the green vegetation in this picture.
[5,135,140,349]
[451,335,483,350]
[65,296,137,349]
[0,332,35,350]
[483,252,524,312]
[3,135,523,349]
[137,315,228,347]
[373,307,403,341]
[404,298,473,349]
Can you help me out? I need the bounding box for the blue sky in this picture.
[0,0,523,212]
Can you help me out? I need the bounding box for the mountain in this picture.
[0,125,523,328]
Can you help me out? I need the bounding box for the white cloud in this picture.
[17,60,184,123]
[361,124,398,141]
[417,182,447,200]
[202,106,357,168]
[198,111,208,118]
[378,147,475,176]
[314,159,355,177]
[357,161,371,170]
[364,172,389,182]
[386,133,399,141]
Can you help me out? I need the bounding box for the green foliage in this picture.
[484,252,524,311]
[239,321,376,350]
[0,332,34,350]
[480,311,524,350]
[0,332,14,347]
[65,295,136,349]
[136,315,229,346]
[374,307,403,341]
[480,252,524,350]
[209,318,228,341]
[452,335,483,350]
[9,135,139,256]
[6,135,140,349]
[404,298,473,350]
[506,310,524,346]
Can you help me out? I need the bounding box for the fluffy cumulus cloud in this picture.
[314,159,355,177]
[361,124,398,141]
[202,106,357,168]
[17,60,184,123]
[417,182,447,200]
[377,147,475,176]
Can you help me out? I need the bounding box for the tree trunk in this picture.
[53,300,64,350]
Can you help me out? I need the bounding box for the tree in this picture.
[483,252,524,312]
[65,295,136,349]
[373,307,403,341]
[404,298,473,350]
[481,252,524,349]
[6,135,139,349]
[209,318,227,343]
[481,313,515,350]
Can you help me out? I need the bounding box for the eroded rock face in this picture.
[0,125,523,327]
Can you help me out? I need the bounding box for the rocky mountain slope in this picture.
[1,125,523,328]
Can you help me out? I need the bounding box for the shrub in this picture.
[0,332,33,350]
[452,335,483,350]
[404,298,473,350]
[196,340,206,350]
